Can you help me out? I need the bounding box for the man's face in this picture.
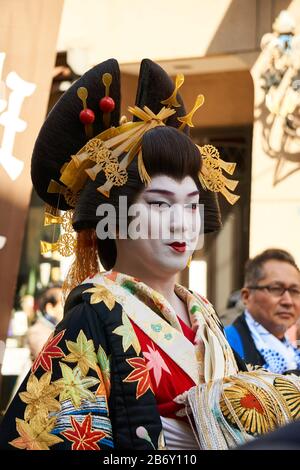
[242,260,300,338]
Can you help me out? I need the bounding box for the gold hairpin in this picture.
[161,73,184,108]
[198,145,240,205]
[178,94,205,130]
[59,105,175,198]
[47,73,240,210]
[99,73,115,128]
[77,87,95,139]
[41,208,76,257]
[47,180,78,207]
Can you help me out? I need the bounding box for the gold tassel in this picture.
[62,228,100,300]
[137,148,151,185]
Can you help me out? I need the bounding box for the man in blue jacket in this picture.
[225,248,300,374]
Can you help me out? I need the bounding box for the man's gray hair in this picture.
[244,248,299,287]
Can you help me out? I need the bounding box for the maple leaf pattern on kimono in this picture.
[63,330,98,376]
[10,416,63,450]
[61,414,106,450]
[55,363,99,408]
[31,330,65,374]
[19,371,61,421]
[113,310,141,354]
[83,285,116,310]
[97,344,111,397]
[143,344,171,387]
[124,357,154,399]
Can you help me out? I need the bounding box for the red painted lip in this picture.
[168,242,186,253]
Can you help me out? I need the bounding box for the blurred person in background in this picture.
[219,289,244,326]
[27,284,63,360]
[225,249,300,374]
[3,285,63,411]
[19,293,36,328]
[6,285,63,404]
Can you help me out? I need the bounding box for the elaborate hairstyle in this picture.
[31,58,238,289]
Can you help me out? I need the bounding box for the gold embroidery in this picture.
[10,416,63,450]
[63,330,98,376]
[83,284,116,310]
[19,372,61,422]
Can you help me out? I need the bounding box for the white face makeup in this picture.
[115,175,201,277]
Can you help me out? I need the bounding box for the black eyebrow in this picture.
[144,189,200,197]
